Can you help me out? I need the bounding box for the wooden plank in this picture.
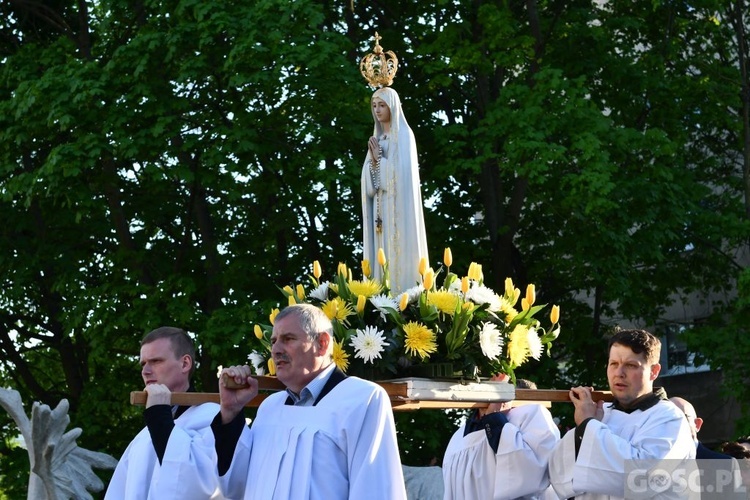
[516,388,614,403]
[390,399,552,410]
[130,377,614,409]
[512,400,552,408]
[129,391,558,410]
[219,375,517,401]
[130,391,271,407]
[390,400,488,411]
[376,381,411,399]
[255,376,285,391]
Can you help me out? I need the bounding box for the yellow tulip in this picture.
[282,285,294,296]
[521,297,530,311]
[254,325,263,340]
[476,264,483,282]
[399,293,409,311]
[288,295,296,306]
[296,284,305,299]
[461,276,469,294]
[377,248,387,267]
[525,284,536,307]
[313,260,321,279]
[424,268,434,290]
[267,358,276,376]
[269,308,279,325]
[337,262,348,277]
[418,257,427,276]
[550,304,560,325]
[357,294,366,314]
[443,248,453,267]
[512,288,521,307]
[361,259,371,278]
[504,277,515,298]
[467,262,479,281]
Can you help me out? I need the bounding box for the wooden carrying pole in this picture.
[130,376,613,411]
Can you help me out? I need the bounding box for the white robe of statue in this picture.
[361,87,429,294]
[548,400,696,499]
[442,403,560,500]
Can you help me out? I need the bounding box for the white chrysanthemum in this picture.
[308,281,330,302]
[349,325,390,364]
[370,294,400,320]
[527,327,544,361]
[466,284,502,312]
[478,322,503,359]
[248,351,266,375]
[447,279,462,293]
[403,285,425,304]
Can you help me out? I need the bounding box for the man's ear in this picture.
[317,332,331,355]
[694,416,704,433]
[649,363,661,381]
[182,354,193,373]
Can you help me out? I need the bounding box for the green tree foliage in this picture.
[0,0,748,495]
[684,267,750,437]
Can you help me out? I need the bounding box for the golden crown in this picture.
[359,32,399,89]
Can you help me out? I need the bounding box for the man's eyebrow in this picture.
[271,332,296,339]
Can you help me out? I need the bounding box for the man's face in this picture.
[607,343,660,406]
[140,337,191,392]
[271,315,329,394]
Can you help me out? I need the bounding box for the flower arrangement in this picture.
[249,248,561,383]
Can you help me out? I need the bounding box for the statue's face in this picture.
[372,98,391,124]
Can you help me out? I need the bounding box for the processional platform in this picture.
[130,376,613,411]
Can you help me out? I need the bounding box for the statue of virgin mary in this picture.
[361,86,429,294]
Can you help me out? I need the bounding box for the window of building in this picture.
[656,323,711,376]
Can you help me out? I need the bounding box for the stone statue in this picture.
[361,86,430,294]
[0,387,117,500]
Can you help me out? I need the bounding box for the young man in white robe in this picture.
[212,303,407,499]
[105,327,222,500]
[442,376,560,500]
[548,329,696,499]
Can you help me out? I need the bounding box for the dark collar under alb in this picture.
[610,386,668,414]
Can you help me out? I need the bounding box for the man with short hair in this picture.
[670,396,734,460]
[670,396,746,498]
[213,303,406,499]
[106,327,221,499]
[548,329,695,499]
[442,375,560,499]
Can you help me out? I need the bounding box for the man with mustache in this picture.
[548,329,695,499]
[212,303,406,499]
